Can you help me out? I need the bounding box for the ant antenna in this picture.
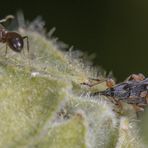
[0,15,15,23]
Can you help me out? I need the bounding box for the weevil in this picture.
[0,15,29,54]
[82,73,148,112]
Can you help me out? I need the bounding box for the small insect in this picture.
[82,73,148,112]
[0,15,29,54]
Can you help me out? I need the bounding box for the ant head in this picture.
[6,32,24,52]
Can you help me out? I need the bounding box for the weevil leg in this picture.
[132,104,144,118]
[140,91,147,98]
[125,73,145,82]
[146,95,148,104]
[88,77,107,87]
[81,78,115,88]
[81,78,105,87]
[128,95,139,100]
[106,79,115,88]
[80,82,93,87]
[132,104,144,112]
[0,15,14,23]
[88,77,102,82]
[111,98,124,114]
[112,98,123,110]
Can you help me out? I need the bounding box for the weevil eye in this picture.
[6,32,24,52]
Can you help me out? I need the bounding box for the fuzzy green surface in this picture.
[0,26,144,148]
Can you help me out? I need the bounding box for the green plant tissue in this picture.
[0,14,145,148]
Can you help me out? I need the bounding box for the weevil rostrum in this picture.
[82,73,148,112]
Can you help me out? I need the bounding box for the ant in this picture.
[0,15,29,54]
[81,73,148,112]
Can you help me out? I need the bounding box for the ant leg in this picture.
[22,36,30,65]
[0,15,14,23]
[5,44,8,56]
[23,36,29,53]
[125,73,145,82]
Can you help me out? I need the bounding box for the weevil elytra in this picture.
[0,15,29,54]
[82,73,148,112]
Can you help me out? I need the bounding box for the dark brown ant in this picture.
[0,15,29,54]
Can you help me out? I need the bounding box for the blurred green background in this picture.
[1,0,148,80]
